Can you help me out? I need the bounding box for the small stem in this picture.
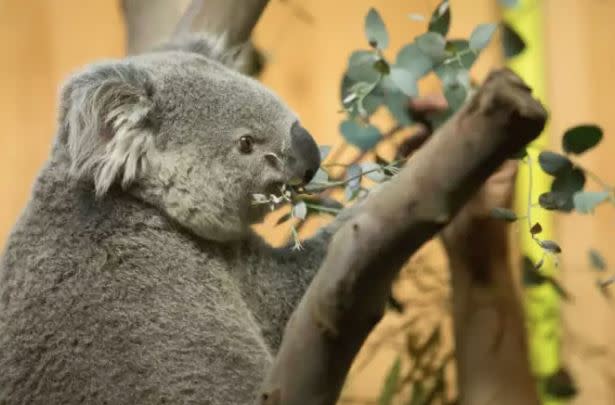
[304,202,341,215]
[526,154,534,230]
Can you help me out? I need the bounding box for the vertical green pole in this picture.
[502,1,561,404]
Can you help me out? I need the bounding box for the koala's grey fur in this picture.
[0,34,343,404]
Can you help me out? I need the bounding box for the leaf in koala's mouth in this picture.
[287,177,303,186]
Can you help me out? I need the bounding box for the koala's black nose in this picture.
[290,121,320,184]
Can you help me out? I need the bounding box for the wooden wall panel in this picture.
[544,1,615,404]
[0,0,124,245]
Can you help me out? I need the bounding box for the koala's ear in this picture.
[59,63,158,197]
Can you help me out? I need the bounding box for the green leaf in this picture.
[539,239,562,254]
[446,39,477,69]
[501,22,525,58]
[530,222,543,235]
[340,120,382,151]
[438,65,471,111]
[513,147,528,159]
[365,8,389,49]
[544,368,578,399]
[539,191,570,211]
[562,124,603,154]
[383,88,412,125]
[498,0,519,7]
[490,207,518,222]
[573,191,610,214]
[292,201,307,220]
[312,168,329,184]
[361,162,386,182]
[469,23,497,52]
[550,167,586,211]
[538,151,572,175]
[378,357,401,405]
[428,0,450,37]
[416,32,448,63]
[547,276,571,301]
[389,67,418,97]
[396,43,433,78]
[347,50,380,83]
[407,382,426,405]
[340,75,383,118]
[523,256,547,287]
[345,164,362,202]
[589,249,607,271]
[319,145,331,161]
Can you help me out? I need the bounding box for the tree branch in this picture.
[122,0,270,55]
[173,0,270,47]
[258,69,547,405]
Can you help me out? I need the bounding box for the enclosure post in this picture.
[503,1,562,404]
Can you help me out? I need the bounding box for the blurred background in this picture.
[0,0,614,403]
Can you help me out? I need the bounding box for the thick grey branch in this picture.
[122,0,270,55]
[173,0,270,47]
[258,69,547,405]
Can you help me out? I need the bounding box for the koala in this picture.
[0,34,343,404]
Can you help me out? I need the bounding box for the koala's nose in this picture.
[290,121,320,184]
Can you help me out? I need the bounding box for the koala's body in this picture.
[0,36,334,404]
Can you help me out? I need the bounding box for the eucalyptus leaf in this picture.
[501,22,526,58]
[573,191,610,214]
[513,147,528,159]
[544,368,578,399]
[378,357,401,405]
[312,168,329,184]
[538,151,572,176]
[396,43,433,78]
[347,50,380,83]
[530,222,543,235]
[429,0,450,37]
[550,168,586,211]
[539,239,562,254]
[292,201,307,220]
[365,8,389,49]
[408,382,426,405]
[319,145,331,161]
[389,67,418,97]
[361,162,386,182]
[416,32,448,63]
[346,164,362,190]
[562,124,603,155]
[340,75,383,118]
[539,191,570,211]
[383,88,412,125]
[490,207,518,222]
[469,23,497,52]
[340,120,382,151]
[589,249,607,271]
[438,65,470,111]
[523,256,547,287]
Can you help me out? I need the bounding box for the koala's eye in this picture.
[239,135,254,154]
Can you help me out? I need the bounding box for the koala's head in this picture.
[56,35,320,242]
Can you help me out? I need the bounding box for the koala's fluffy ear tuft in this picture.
[59,63,158,197]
